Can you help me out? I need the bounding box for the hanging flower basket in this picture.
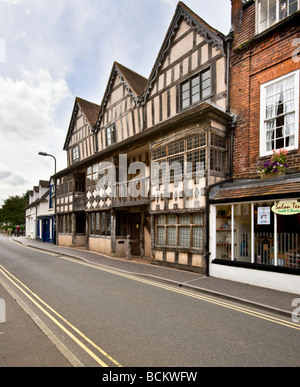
[258,148,288,179]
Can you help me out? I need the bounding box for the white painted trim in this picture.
[260,69,300,157]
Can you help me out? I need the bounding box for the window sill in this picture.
[156,245,204,254]
[234,10,300,52]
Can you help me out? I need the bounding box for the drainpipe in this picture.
[205,31,235,277]
[33,204,38,240]
[225,29,234,114]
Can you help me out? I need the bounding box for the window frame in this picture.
[105,124,116,147]
[72,145,80,163]
[179,67,212,111]
[256,0,299,34]
[259,70,299,157]
[152,134,207,182]
[86,164,99,189]
[89,211,111,236]
[156,213,204,249]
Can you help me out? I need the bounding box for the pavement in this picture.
[1,235,300,367]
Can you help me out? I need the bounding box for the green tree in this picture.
[0,193,28,226]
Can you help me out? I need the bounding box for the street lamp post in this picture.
[38,151,57,245]
[38,151,56,175]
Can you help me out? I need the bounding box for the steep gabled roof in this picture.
[82,2,226,133]
[142,1,226,103]
[39,180,49,188]
[115,62,148,98]
[95,62,148,130]
[64,97,101,151]
[77,97,101,127]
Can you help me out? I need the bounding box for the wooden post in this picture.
[111,209,116,256]
[140,212,145,257]
[85,213,89,250]
[150,214,155,261]
[72,213,76,246]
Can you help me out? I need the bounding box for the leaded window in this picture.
[156,214,204,249]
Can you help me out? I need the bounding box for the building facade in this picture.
[209,0,300,293]
[25,180,55,243]
[55,2,234,274]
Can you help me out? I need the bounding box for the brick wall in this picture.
[230,2,300,179]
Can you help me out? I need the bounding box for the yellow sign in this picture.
[272,201,300,215]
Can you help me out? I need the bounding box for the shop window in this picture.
[215,201,300,269]
[257,0,299,34]
[260,70,299,156]
[216,205,234,260]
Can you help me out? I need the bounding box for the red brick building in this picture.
[209,0,300,293]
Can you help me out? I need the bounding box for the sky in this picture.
[0,0,231,206]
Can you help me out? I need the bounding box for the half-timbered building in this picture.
[55,1,233,273]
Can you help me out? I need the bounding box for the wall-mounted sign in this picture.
[258,207,271,225]
[272,201,300,215]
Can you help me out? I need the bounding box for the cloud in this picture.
[0,69,70,139]
[0,163,29,205]
[0,0,231,206]
[0,0,24,3]
[0,69,70,204]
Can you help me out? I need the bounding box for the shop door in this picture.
[130,213,141,256]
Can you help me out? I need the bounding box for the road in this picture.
[0,235,299,367]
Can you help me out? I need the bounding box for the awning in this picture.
[209,173,300,203]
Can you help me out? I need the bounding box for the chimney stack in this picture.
[230,0,244,43]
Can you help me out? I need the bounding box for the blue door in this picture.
[42,219,50,242]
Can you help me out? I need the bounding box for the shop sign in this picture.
[257,207,271,225]
[272,201,300,215]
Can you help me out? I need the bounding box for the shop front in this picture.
[209,176,300,294]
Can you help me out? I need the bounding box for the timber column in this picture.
[111,209,116,256]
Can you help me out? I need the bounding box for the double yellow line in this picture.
[49,254,300,331]
[3,238,300,368]
[0,263,122,367]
